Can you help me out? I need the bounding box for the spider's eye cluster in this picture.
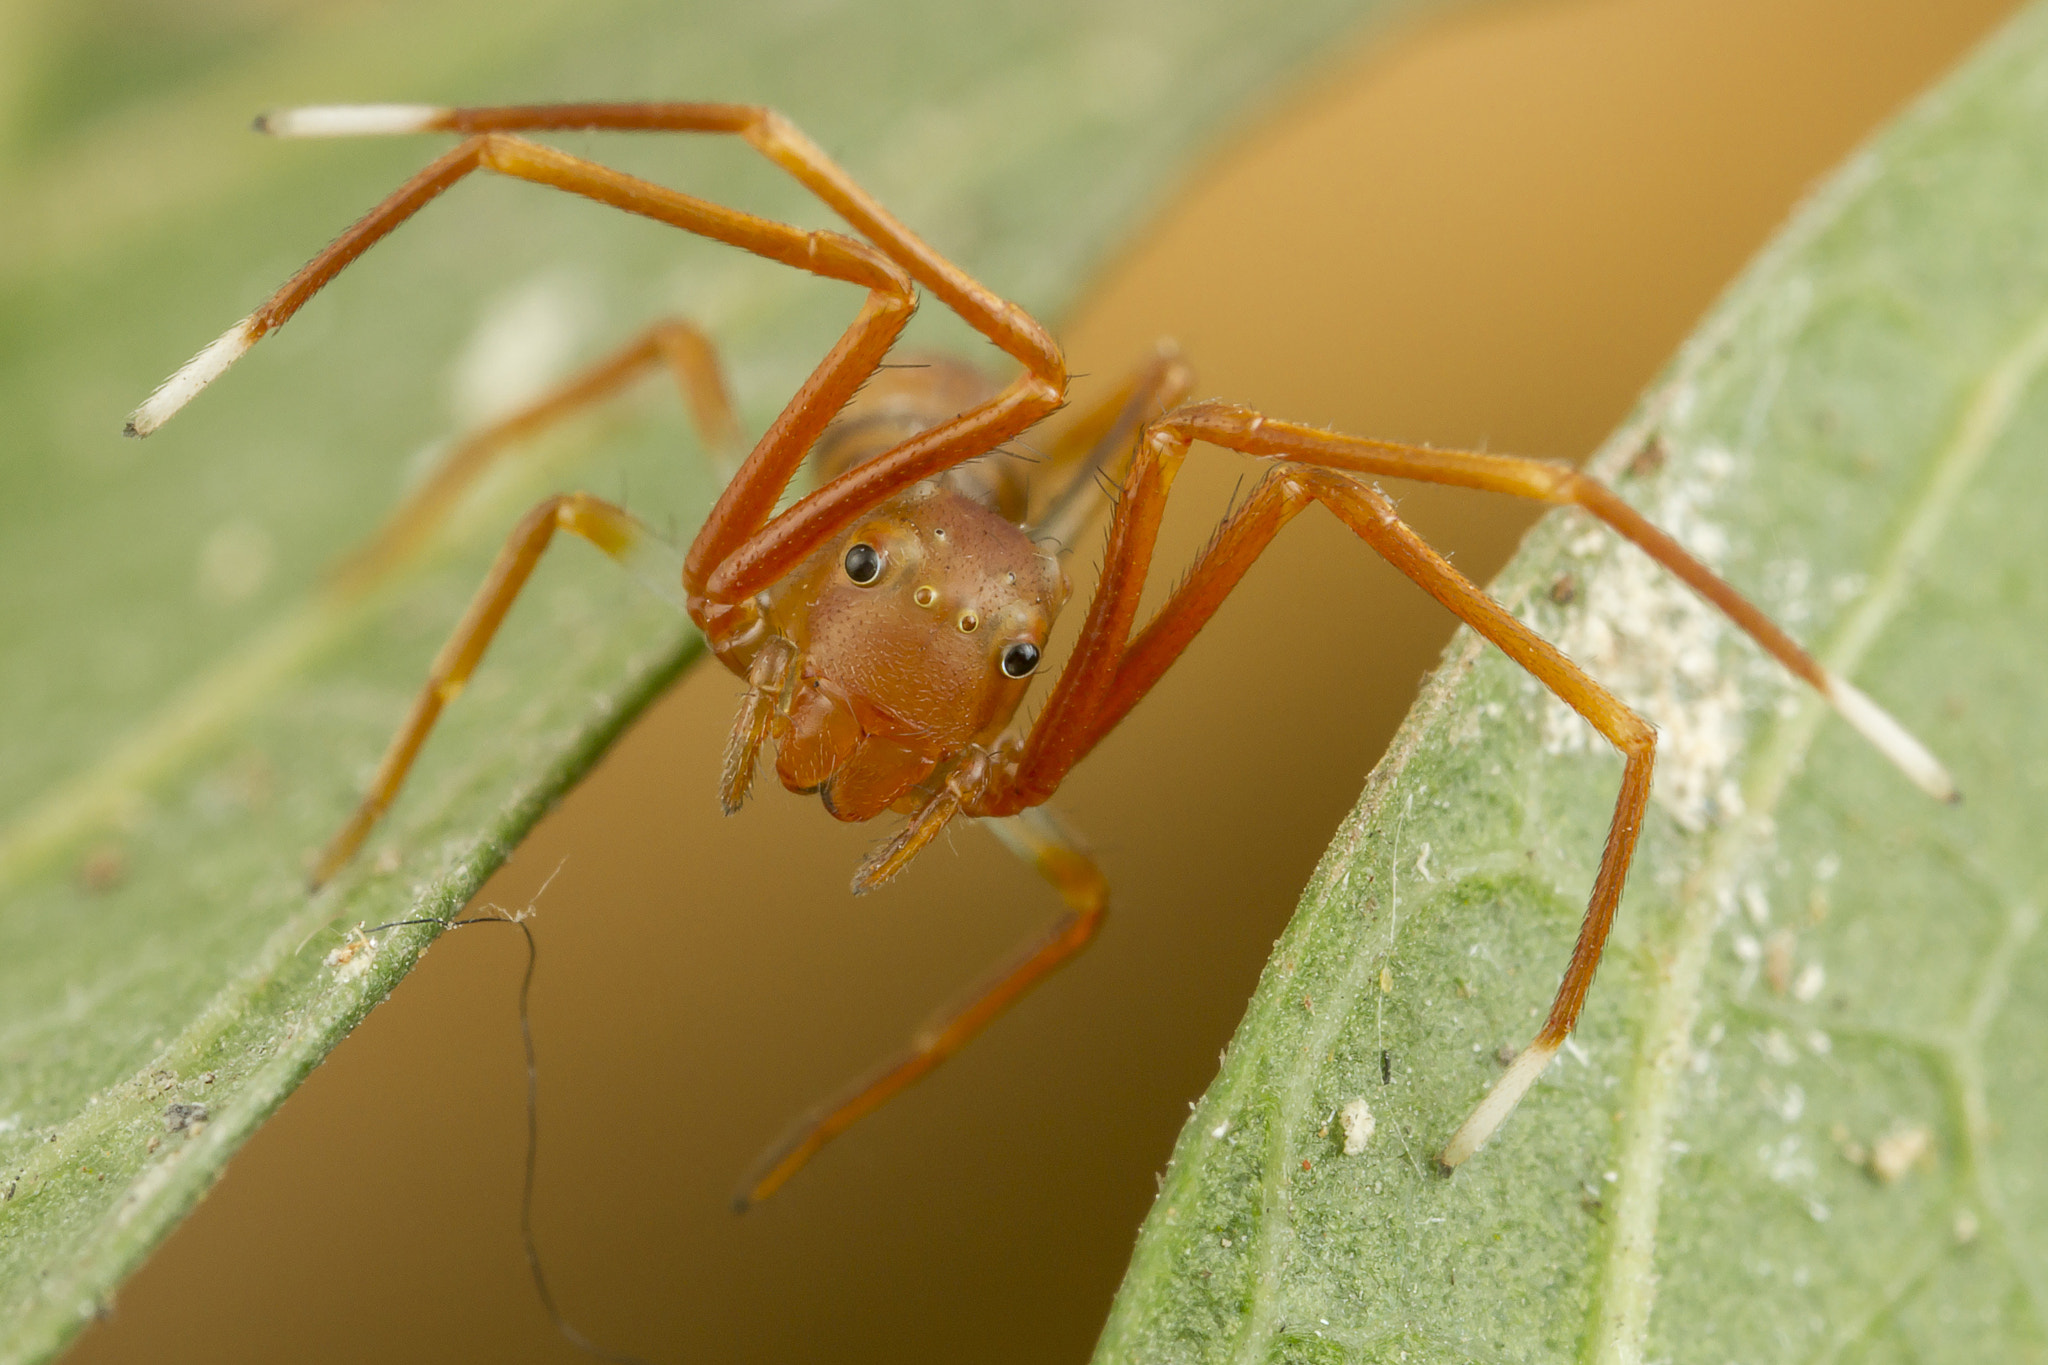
[844,542,882,585]
[1000,643,1041,679]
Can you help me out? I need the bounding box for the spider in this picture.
[128,100,1954,1204]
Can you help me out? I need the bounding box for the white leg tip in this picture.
[256,104,450,138]
[1439,1039,1559,1170]
[1821,671,1959,803]
[125,317,259,437]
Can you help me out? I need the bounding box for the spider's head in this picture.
[764,481,1067,820]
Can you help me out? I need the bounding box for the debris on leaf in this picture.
[161,1104,208,1134]
[1339,1099,1376,1156]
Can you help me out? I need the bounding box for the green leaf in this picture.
[0,2,1458,1359]
[1094,5,2048,1361]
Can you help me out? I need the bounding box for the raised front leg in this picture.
[121,127,923,636]
[235,102,1073,608]
[259,102,1062,372]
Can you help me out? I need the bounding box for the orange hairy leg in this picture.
[128,133,914,440]
[235,100,1068,602]
[735,806,1107,1209]
[1028,341,1195,553]
[330,319,742,595]
[970,402,1952,1164]
[1147,404,1958,801]
[995,404,1955,806]
[1306,472,1653,1168]
[262,103,1063,365]
[311,493,684,886]
[1057,457,1653,1165]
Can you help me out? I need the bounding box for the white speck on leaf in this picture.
[1339,1099,1376,1156]
[1869,1125,1933,1184]
[324,927,379,984]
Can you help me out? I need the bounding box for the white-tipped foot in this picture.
[256,104,449,138]
[1439,1039,1559,1170]
[1821,670,1959,803]
[125,317,258,436]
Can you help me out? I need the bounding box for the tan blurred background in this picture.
[67,0,2021,1361]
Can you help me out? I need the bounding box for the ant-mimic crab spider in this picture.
[128,100,1956,1204]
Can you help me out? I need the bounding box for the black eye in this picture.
[844,542,882,585]
[1000,642,1040,679]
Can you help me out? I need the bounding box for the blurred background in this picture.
[43,0,2019,1360]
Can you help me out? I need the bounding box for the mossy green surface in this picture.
[1096,6,2048,1361]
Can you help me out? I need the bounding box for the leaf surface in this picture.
[1097,6,2048,1361]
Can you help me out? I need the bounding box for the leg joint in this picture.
[1156,399,1261,447]
[1614,711,1657,757]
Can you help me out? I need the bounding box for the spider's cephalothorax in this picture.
[736,364,1069,822]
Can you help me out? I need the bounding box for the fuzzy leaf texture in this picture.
[0,0,1436,1358]
[1095,5,2048,1363]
